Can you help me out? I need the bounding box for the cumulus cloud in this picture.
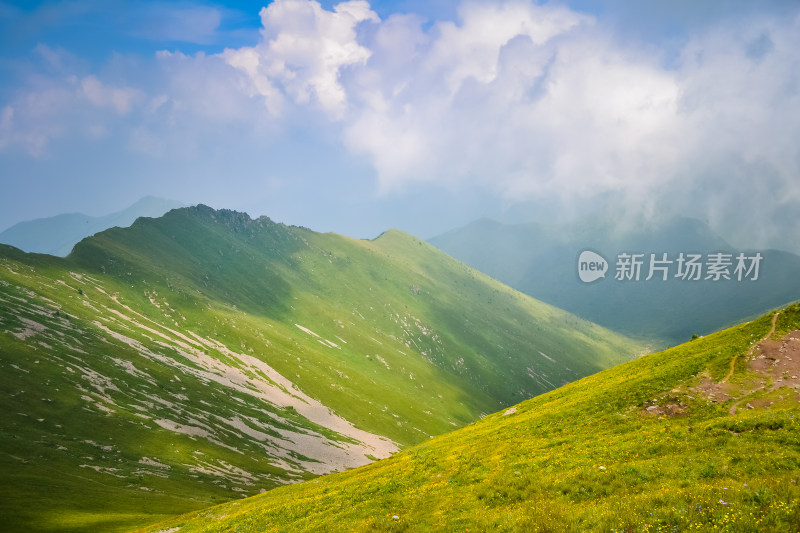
[338,1,800,248]
[343,2,681,202]
[425,1,588,91]
[224,0,379,117]
[1,0,799,249]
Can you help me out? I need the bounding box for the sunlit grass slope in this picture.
[138,304,800,532]
[0,206,640,532]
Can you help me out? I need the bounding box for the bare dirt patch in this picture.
[689,321,800,415]
[748,330,800,392]
[692,373,735,404]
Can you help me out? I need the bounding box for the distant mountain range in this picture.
[0,205,639,532]
[430,217,800,346]
[0,196,183,256]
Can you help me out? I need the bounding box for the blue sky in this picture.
[1,1,799,249]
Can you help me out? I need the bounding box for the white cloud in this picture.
[426,1,588,92]
[2,0,800,249]
[222,46,285,116]
[339,1,800,246]
[345,2,662,195]
[80,75,142,114]
[224,0,379,117]
[154,50,259,122]
[0,71,146,155]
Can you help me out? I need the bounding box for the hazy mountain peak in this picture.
[0,196,184,257]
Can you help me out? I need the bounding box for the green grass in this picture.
[0,206,641,532]
[137,304,800,532]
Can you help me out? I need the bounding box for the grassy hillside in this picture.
[0,206,640,532]
[430,217,800,346]
[138,304,800,532]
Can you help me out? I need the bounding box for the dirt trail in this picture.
[722,311,779,384]
[727,311,782,415]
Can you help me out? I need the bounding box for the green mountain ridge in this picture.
[0,205,640,532]
[137,304,800,533]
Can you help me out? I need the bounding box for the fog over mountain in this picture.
[431,215,800,345]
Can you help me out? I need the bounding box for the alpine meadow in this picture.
[137,304,800,533]
[0,206,639,532]
[2,0,800,531]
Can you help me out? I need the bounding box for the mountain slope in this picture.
[138,304,800,533]
[0,196,183,256]
[0,206,641,532]
[430,217,800,345]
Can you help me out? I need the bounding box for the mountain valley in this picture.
[0,206,639,532]
[138,304,800,532]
